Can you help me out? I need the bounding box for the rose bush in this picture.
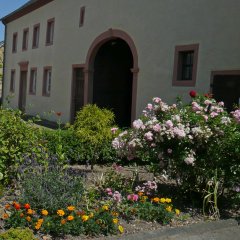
[113,93,240,202]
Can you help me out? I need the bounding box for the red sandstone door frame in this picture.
[84,29,139,123]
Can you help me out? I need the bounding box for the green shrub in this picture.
[18,156,85,213]
[0,108,43,183]
[0,228,37,240]
[40,104,120,166]
[42,128,118,164]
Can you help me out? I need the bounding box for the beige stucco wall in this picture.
[3,0,240,123]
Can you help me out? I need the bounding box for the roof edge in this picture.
[1,0,54,25]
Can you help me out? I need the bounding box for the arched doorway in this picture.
[85,29,139,127]
[93,39,133,127]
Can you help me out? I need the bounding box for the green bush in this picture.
[18,156,85,213]
[42,128,118,164]
[0,108,43,183]
[0,228,37,240]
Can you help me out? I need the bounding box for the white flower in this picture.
[133,119,145,130]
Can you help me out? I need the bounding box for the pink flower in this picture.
[105,188,113,195]
[111,127,118,134]
[153,97,161,103]
[133,119,145,130]
[165,120,173,128]
[147,104,153,110]
[127,194,139,201]
[210,112,218,118]
[113,191,122,203]
[144,131,153,141]
[192,102,203,112]
[153,124,161,132]
[218,101,224,107]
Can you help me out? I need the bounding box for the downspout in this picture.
[1,23,7,105]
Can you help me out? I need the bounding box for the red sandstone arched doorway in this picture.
[84,29,139,127]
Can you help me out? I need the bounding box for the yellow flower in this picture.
[138,192,144,196]
[61,219,66,225]
[81,215,89,222]
[102,205,109,211]
[175,209,180,215]
[118,225,124,233]
[160,198,166,203]
[26,216,32,222]
[67,215,74,221]
[111,211,119,217]
[57,209,65,217]
[42,209,48,216]
[67,206,75,211]
[35,224,41,230]
[113,218,119,224]
[152,197,160,203]
[165,198,172,203]
[35,219,43,230]
[166,206,172,212]
[89,212,94,218]
[27,209,34,215]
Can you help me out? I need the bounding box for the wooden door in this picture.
[18,71,27,112]
[212,75,240,111]
[71,68,84,122]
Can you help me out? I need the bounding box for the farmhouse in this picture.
[1,0,240,127]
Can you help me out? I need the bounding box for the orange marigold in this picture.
[26,216,32,222]
[57,209,65,217]
[2,213,9,219]
[41,209,48,216]
[5,204,11,210]
[67,215,74,221]
[67,206,75,211]
[152,197,160,203]
[24,203,31,210]
[27,209,34,215]
[61,219,66,225]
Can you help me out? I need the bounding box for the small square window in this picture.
[43,67,52,96]
[79,6,85,27]
[10,70,15,93]
[29,68,37,95]
[172,44,199,87]
[12,32,18,53]
[46,18,54,45]
[22,28,29,51]
[32,24,40,48]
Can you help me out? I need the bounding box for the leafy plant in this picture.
[0,108,43,184]
[18,155,85,213]
[0,228,37,240]
[72,104,118,168]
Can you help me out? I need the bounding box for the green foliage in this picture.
[42,128,118,164]
[0,108,43,183]
[72,104,117,166]
[0,228,37,240]
[19,157,84,213]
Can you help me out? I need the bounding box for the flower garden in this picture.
[0,91,239,239]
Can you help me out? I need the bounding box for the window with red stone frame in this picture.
[172,44,199,87]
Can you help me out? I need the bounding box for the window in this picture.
[10,70,15,93]
[22,28,29,51]
[32,24,40,48]
[79,6,85,27]
[46,18,54,45]
[172,44,199,86]
[12,32,17,53]
[43,67,52,96]
[29,68,37,95]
